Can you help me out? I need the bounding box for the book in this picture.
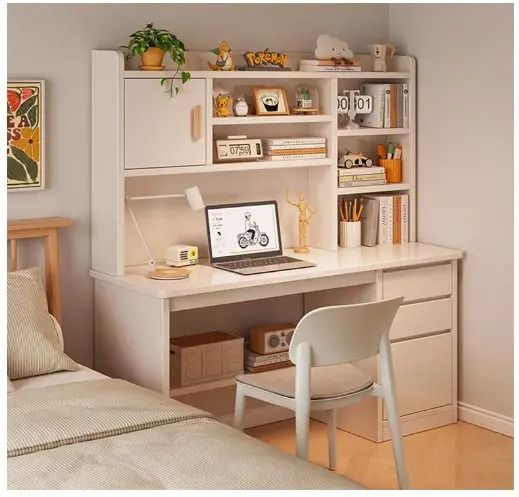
[245,361,292,373]
[245,349,289,364]
[363,194,392,244]
[263,153,327,161]
[402,83,409,128]
[360,196,379,247]
[299,59,361,66]
[338,179,387,188]
[389,83,398,128]
[265,147,327,156]
[338,173,386,181]
[358,84,386,128]
[264,143,327,150]
[299,64,362,72]
[337,166,385,176]
[396,84,404,128]
[401,194,409,242]
[383,84,391,128]
[263,137,326,146]
[393,195,402,244]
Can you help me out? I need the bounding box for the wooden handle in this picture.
[191,105,202,141]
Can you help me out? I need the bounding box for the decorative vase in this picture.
[140,47,165,70]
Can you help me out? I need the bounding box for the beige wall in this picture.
[7,3,389,366]
[389,4,514,419]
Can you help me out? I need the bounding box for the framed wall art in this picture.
[253,87,289,116]
[7,80,45,191]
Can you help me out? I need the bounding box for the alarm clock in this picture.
[249,323,296,354]
[214,135,263,162]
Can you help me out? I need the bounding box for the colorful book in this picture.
[338,166,385,176]
[393,195,402,244]
[263,137,326,146]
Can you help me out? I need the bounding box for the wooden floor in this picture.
[247,420,514,490]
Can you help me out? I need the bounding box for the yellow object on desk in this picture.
[146,267,191,280]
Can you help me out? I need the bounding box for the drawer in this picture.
[383,264,452,302]
[390,298,452,341]
[383,333,452,419]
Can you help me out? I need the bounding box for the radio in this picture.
[214,135,263,162]
[249,323,296,354]
[166,245,198,267]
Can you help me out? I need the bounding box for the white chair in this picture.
[234,297,409,489]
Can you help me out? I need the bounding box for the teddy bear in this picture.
[314,34,354,64]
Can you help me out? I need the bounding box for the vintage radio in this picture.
[249,323,296,354]
[214,135,263,162]
[166,245,198,267]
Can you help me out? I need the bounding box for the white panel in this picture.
[390,298,452,340]
[383,263,451,302]
[125,78,206,168]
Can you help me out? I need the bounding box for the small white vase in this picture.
[339,221,361,248]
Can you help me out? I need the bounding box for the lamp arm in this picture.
[125,199,156,267]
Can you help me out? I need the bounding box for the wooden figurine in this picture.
[286,188,314,253]
[208,41,236,71]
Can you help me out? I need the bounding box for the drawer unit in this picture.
[383,263,452,302]
[390,298,452,341]
[383,332,452,419]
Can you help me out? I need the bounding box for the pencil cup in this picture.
[379,159,402,184]
[339,221,361,248]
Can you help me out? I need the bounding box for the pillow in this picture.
[7,376,15,393]
[7,267,78,379]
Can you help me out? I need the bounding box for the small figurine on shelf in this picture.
[208,41,236,71]
[314,34,354,65]
[214,93,232,117]
[286,188,314,254]
[292,85,319,114]
[368,43,395,72]
[232,95,249,116]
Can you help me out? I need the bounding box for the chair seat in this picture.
[236,363,373,400]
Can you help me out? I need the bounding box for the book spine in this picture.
[379,197,387,244]
[393,195,402,244]
[300,59,361,66]
[383,85,391,128]
[386,196,393,244]
[403,83,409,128]
[265,147,327,156]
[338,180,387,188]
[264,143,327,150]
[246,356,289,366]
[397,84,403,128]
[338,167,385,176]
[390,83,398,128]
[263,153,326,160]
[263,137,326,146]
[300,65,361,72]
[338,173,386,181]
[401,194,409,242]
[246,351,290,363]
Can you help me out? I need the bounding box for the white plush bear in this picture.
[314,34,354,61]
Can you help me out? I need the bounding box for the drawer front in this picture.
[383,333,452,419]
[390,298,452,340]
[383,264,452,302]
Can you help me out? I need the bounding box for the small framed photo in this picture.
[253,88,289,116]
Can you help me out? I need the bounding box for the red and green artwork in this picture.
[7,81,45,191]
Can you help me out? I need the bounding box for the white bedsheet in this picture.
[11,365,108,392]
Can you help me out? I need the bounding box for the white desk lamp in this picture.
[126,186,205,267]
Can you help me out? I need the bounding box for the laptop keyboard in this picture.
[218,256,301,270]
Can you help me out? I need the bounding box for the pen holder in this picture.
[339,221,361,248]
[379,159,402,184]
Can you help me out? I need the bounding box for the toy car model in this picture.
[338,151,373,169]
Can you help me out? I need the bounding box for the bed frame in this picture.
[7,217,72,324]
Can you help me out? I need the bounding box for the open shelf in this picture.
[124,158,333,177]
[170,377,236,397]
[212,114,333,125]
[337,183,411,195]
[337,128,410,137]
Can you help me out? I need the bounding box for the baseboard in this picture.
[458,402,513,437]
[219,405,294,429]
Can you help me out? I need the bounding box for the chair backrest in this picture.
[288,297,403,366]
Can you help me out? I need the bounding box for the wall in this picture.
[389,4,514,423]
[7,3,389,366]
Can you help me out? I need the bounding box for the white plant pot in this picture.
[339,221,361,248]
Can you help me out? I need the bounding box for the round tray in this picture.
[146,267,191,280]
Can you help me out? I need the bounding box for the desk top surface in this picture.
[90,243,463,299]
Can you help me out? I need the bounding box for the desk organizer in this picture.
[379,159,402,183]
[170,331,244,388]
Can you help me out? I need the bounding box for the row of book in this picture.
[361,194,409,246]
[245,348,291,373]
[358,83,409,129]
[299,59,361,72]
[338,166,386,188]
[263,137,327,161]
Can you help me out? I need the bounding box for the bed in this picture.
[7,218,362,490]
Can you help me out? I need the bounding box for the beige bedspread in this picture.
[8,378,362,490]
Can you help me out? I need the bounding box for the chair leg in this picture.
[327,409,337,471]
[295,343,311,460]
[295,400,310,460]
[234,383,246,431]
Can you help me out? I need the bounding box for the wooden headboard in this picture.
[7,217,73,325]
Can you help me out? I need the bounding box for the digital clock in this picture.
[214,135,263,162]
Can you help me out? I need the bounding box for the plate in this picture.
[146,267,191,280]
[139,65,166,71]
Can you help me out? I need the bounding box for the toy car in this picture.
[338,151,373,169]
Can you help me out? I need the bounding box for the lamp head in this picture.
[185,186,205,211]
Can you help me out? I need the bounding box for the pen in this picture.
[387,142,394,160]
[376,144,387,159]
[394,144,402,160]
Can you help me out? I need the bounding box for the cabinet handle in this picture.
[191,105,202,141]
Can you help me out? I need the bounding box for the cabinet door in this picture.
[125,78,206,169]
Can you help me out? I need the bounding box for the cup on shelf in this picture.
[339,221,361,248]
[379,159,402,184]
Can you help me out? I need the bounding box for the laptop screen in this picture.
[205,201,282,262]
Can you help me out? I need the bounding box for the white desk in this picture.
[91,242,462,438]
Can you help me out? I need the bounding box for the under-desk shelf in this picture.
[170,377,236,397]
[337,128,410,137]
[212,114,333,125]
[337,182,411,195]
[124,159,333,177]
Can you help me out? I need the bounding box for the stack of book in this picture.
[361,193,409,246]
[263,137,327,161]
[338,166,387,188]
[358,83,409,128]
[299,59,361,72]
[245,348,291,373]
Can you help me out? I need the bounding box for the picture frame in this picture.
[7,80,45,191]
[253,87,289,116]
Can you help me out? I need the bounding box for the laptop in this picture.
[205,200,316,275]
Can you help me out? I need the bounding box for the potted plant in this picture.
[124,23,190,96]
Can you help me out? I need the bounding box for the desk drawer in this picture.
[383,264,452,302]
[390,298,452,341]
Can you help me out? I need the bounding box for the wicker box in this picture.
[170,331,244,388]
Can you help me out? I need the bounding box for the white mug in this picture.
[339,221,361,248]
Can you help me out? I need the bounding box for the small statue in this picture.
[368,43,395,72]
[208,41,236,71]
[233,95,249,116]
[214,94,232,117]
[286,188,314,253]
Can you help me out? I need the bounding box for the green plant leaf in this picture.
[181,71,191,84]
[7,156,28,182]
[27,104,38,127]
[11,146,38,181]
[16,95,37,117]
